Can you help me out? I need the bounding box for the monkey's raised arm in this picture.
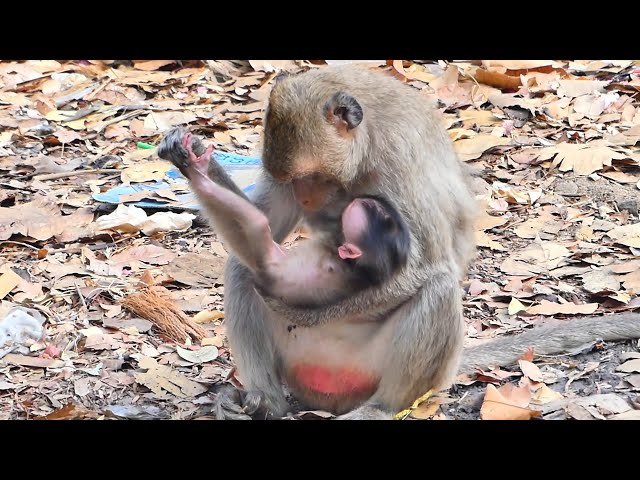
[170,133,286,275]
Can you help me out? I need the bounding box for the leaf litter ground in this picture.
[0,60,639,420]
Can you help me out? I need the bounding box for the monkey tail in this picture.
[459,312,640,374]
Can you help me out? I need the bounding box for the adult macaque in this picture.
[158,131,410,308]
[159,65,640,420]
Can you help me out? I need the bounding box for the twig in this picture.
[0,241,41,251]
[33,169,121,181]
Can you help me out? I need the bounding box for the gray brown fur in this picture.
[216,65,478,418]
[460,312,640,375]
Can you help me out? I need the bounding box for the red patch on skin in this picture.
[293,364,378,395]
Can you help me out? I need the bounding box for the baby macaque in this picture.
[177,133,409,308]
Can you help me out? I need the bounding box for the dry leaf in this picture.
[165,252,225,287]
[74,378,92,397]
[0,197,72,241]
[474,69,521,90]
[527,300,598,316]
[133,356,208,398]
[518,360,544,382]
[103,317,153,333]
[620,270,640,291]
[483,60,562,70]
[543,142,628,176]
[580,269,620,293]
[508,298,528,315]
[480,384,541,420]
[193,310,224,324]
[176,345,219,364]
[531,385,564,404]
[109,245,176,267]
[3,353,65,369]
[134,60,177,71]
[475,210,509,231]
[610,410,640,420]
[600,171,639,184]
[0,269,21,300]
[410,400,441,419]
[453,135,510,161]
[248,60,298,73]
[607,223,640,248]
[616,359,640,373]
[143,111,196,133]
[39,403,100,420]
[201,337,224,347]
[557,80,608,98]
[121,160,172,183]
[515,217,562,239]
[475,231,505,250]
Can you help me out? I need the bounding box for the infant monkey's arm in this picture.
[178,133,285,274]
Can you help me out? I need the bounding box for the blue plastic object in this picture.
[92,150,262,211]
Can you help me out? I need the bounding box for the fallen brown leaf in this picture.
[616,359,640,373]
[518,360,544,382]
[133,356,208,398]
[133,60,177,71]
[474,69,521,90]
[0,269,21,300]
[528,300,598,316]
[453,135,511,162]
[480,384,541,420]
[3,353,64,368]
[193,310,224,324]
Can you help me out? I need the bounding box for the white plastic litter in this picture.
[0,308,45,359]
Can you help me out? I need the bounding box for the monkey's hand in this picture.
[212,384,268,420]
[157,127,211,179]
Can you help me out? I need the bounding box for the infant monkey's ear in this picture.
[338,243,362,260]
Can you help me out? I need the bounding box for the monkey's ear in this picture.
[274,70,293,84]
[338,243,362,260]
[324,92,363,137]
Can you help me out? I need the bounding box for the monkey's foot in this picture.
[212,384,286,420]
[157,127,212,178]
[182,132,214,176]
[335,403,393,420]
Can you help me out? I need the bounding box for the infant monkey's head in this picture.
[338,196,410,285]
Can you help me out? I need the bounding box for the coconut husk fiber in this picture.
[120,286,207,344]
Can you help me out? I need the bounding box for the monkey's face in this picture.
[341,196,410,279]
[261,71,365,208]
[292,173,343,212]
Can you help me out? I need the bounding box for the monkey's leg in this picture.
[157,127,250,201]
[337,270,464,420]
[215,175,304,419]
